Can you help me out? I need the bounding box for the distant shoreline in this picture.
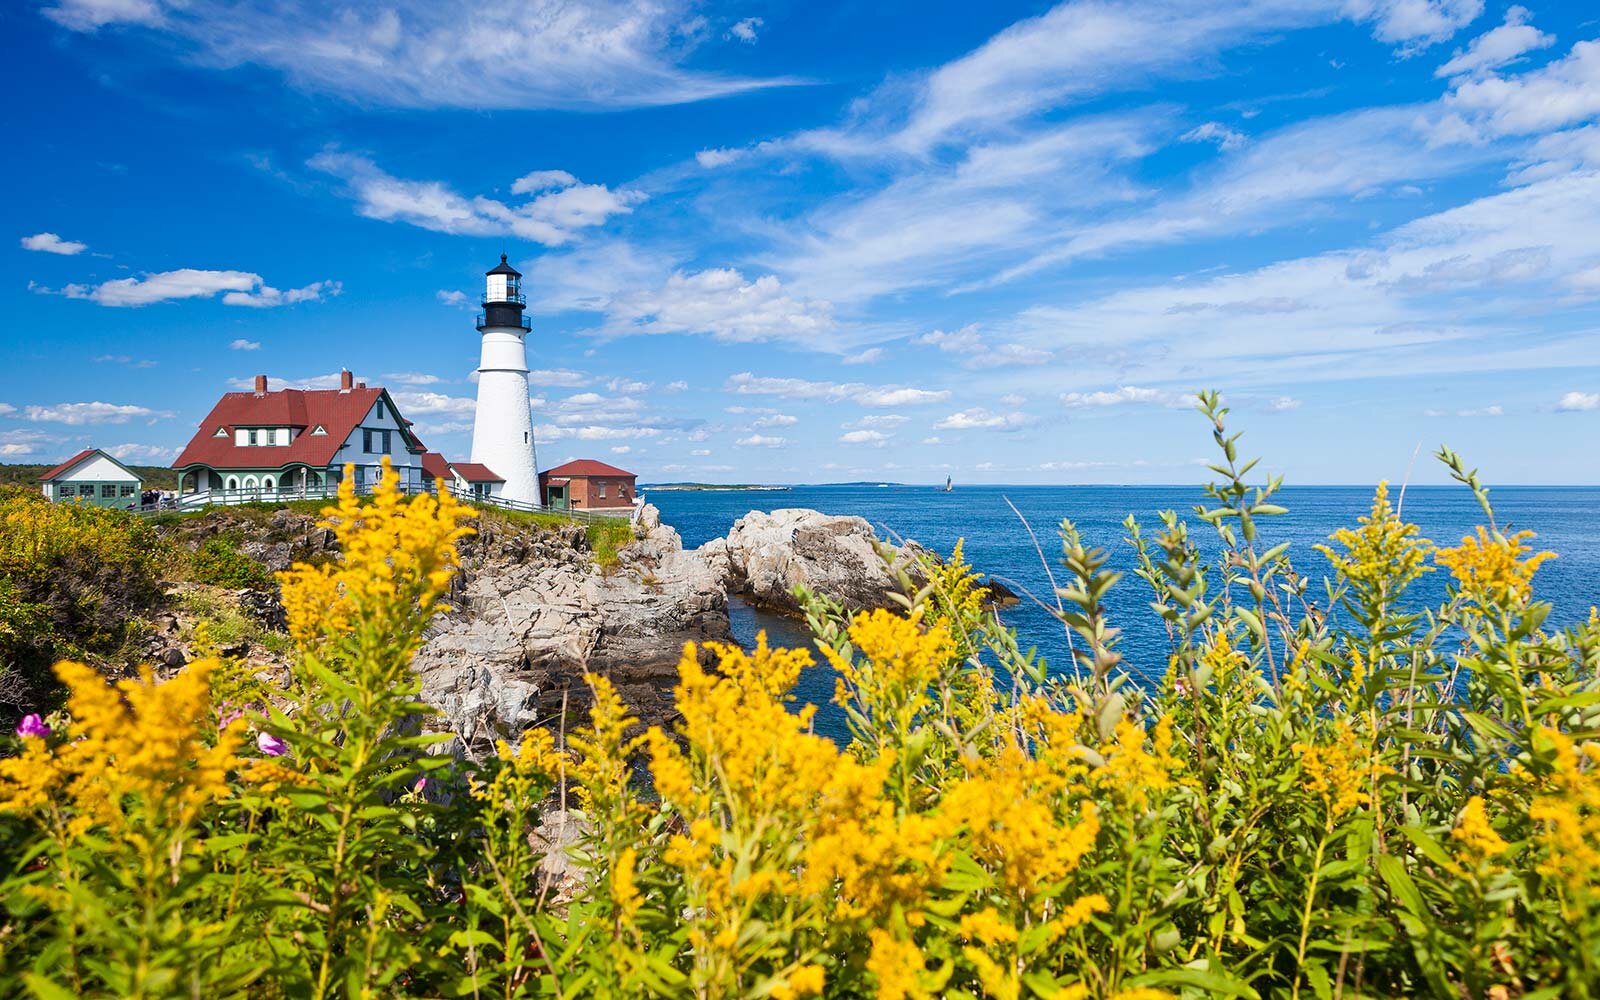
[644,484,792,492]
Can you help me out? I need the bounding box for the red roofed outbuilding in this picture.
[539,459,636,512]
[173,371,431,500]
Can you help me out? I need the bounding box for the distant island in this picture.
[644,483,792,492]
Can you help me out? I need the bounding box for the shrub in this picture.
[186,534,275,589]
[0,487,164,716]
[2,416,1599,998]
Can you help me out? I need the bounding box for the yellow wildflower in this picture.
[1526,727,1600,902]
[772,964,827,999]
[1315,482,1431,602]
[1452,796,1509,864]
[958,907,1018,945]
[1435,526,1554,611]
[867,929,930,1000]
[611,846,642,924]
[1294,721,1381,819]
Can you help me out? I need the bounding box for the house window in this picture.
[311,425,327,436]
[214,427,229,438]
[376,400,386,420]
[120,485,135,497]
[243,476,259,491]
[262,476,276,490]
[363,429,392,454]
[226,476,239,491]
[597,481,607,498]
[100,485,116,498]
[354,465,366,486]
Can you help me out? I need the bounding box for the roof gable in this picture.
[38,448,140,483]
[543,459,635,478]
[174,386,386,470]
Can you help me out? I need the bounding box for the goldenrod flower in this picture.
[1451,796,1509,863]
[1435,526,1554,611]
[1294,721,1381,819]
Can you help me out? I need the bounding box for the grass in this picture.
[471,506,637,569]
[174,587,294,658]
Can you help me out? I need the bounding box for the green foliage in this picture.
[2,422,1600,999]
[186,535,275,589]
[0,487,165,714]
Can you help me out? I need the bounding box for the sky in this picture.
[4,0,1600,485]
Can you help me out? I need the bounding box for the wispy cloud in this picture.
[41,0,801,111]
[24,401,173,425]
[38,268,337,308]
[311,152,641,246]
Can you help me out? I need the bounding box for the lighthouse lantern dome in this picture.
[484,254,523,305]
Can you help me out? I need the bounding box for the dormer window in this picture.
[311,425,327,436]
[213,427,229,437]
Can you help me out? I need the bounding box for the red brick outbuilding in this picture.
[539,460,637,511]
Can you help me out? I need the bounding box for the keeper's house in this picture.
[173,371,428,502]
[539,459,637,513]
[38,448,142,508]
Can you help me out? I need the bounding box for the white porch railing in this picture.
[142,482,634,524]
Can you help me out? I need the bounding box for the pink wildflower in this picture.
[257,731,288,757]
[16,714,50,739]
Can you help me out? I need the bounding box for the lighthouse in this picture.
[470,255,540,507]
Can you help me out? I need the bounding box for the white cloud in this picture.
[915,325,983,353]
[24,401,172,425]
[839,429,889,445]
[1346,0,1482,53]
[611,445,632,454]
[310,152,642,246]
[0,443,34,456]
[935,408,1033,430]
[48,268,338,308]
[42,0,799,110]
[735,434,788,447]
[527,368,592,387]
[94,354,157,368]
[725,372,949,407]
[606,377,651,393]
[222,279,341,308]
[751,413,798,428]
[728,16,762,43]
[229,339,260,351]
[106,442,178,463]
[0,404,16,416]
[841,347,884,365]
[1440,39,1600,140]
[1181,121,1247,150]
[1060,386,1195,409]
[21,232,88,255]
[999,393,1026,406]
[511,169,578,194]
[391,391,476,416]
[1268,395,1304,411]
[695,147,745,168]
[846,414,909,429]
[437,289,469,306]
[662,380,689,393]
[606,268,835,343]
[920,436,943,445]
[537,423,664,441]
[382,372,443,385]
[1556,391,1600,412]
[964,343,1053,368]
[1435,5,1552,78]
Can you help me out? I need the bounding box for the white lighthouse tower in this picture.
[470,255,540,507]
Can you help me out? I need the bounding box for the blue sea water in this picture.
[646,484,1600,742]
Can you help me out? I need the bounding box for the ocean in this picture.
[646,484,1600,743]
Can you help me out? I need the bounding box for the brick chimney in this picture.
[356,381,366,389]
[253,374,268,394]
[340,369,353,392]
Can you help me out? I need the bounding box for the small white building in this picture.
[38,449,143,508]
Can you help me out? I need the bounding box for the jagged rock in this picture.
[702,508,928,615]
[412,505,730,750]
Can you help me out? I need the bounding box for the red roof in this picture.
[420,452,455,480]
[451,463,503,482]
[38,448,102,482]
[174,386,400,471]
[542,459,635,478]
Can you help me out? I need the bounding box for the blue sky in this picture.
[5,0,1600,484]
